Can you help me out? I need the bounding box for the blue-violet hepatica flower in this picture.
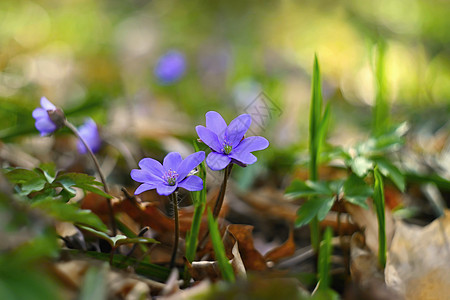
[131,151,205,196]
[196,111,269,171]
[154,50,186,84]
[32,97,65,136]
[77,118,102,154]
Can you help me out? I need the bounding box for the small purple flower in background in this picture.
[131,151,205,196]
[154,50,186,84]
[77,118,102,154]
[196,111,269,171]
[32,97,64,136]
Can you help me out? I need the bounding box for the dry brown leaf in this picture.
[230,242,247,278]
[348,233,403,300]
[263,229,296,263]
[224,224,267,271]
[345,202,395,255]
[385,210,450,300]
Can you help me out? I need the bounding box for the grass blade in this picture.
[317,227,333,290]
[373,166,387,268]
[373,41,389,136]
[308,54,324,252]
[207,209,235,282]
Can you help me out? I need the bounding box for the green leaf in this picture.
[343,174,373,209]
[317,196,336,221]
[37,163,57,184]
[78,226,159,248]
[286,180,333,199]
[55,173,112,199]
[350,156,373,177]
[295,197,335,227]
[32,199,108,232]
[5,168,47,196]
[373,157,405,192]
[207,209,235,282]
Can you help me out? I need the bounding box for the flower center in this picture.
[223,144,232,155]
[164,169,179,186]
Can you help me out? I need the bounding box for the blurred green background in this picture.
[1,0,449,145]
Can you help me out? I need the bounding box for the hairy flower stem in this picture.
[198,164,233,250]
[213,164,233,219]
[169,191,179,269]
[65,120,116,235]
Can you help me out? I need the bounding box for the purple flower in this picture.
[77,118,102,154]
[154,50,186,84]
[32,97,61,136]
[196,111,269,171]
[131,151,205,196]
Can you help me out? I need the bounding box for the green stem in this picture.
[65,120,116,235]
[169,191,179,269]
[374,167,387,268]
[198,164,233,250]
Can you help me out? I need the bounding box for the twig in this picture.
[65,120,117,235]
[170,191,179,269]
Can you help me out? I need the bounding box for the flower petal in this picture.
[163,152,183,171]
[32,108,47,119]
[77,118,101,154]
[130,169,160,183]
[178,175,203,191]
[35,118,57,136]
[206,111,227,139]
[225,114,251,147]
[138,158,164,177]
[156,183,177,196]
[40,96,56,110]
[206,152,231,171]
[232,136,269,154]
[177,151,205,179]
[196,125,222,152]
[229,151,257,165]
[134,183,157,195]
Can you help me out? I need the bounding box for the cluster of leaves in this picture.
[287,120,407,228]
[4,163,112,231]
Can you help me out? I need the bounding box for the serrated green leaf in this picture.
[55,173,111,199]
[5,168,40,184]
[286,180,333,199]
[5,168,47,196]
[343,174,373,209]
[317,196,335,221]
[32,199,108,232]
[350,156,373,177]
[373,157,405,192]
[37,163,57,184]
[295,197,334,227]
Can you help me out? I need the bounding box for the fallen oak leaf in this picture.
[224,225,267,271]
[264,229,295,264]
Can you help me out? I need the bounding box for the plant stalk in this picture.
[65,120,116,235]
[213,163,233,219]
[169,191,180,269]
